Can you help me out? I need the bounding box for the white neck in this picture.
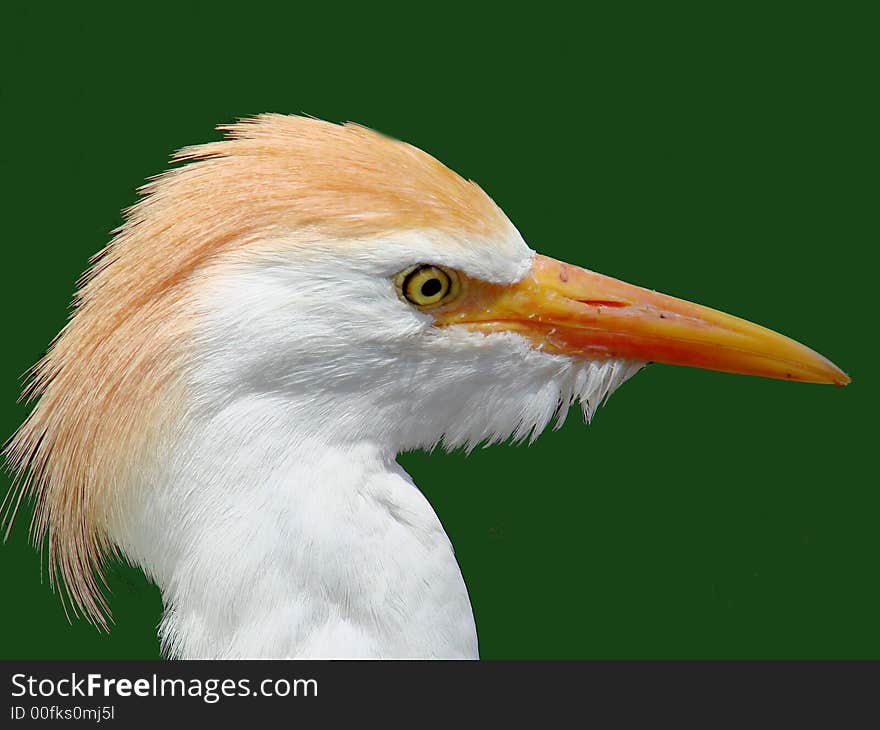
[112,393,478,659]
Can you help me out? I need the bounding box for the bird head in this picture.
[4,114,848,625]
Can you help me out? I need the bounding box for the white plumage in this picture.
[113,233,642,657]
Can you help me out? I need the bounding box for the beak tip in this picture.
[815,360,850,387]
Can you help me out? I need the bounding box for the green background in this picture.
[1,4,875,659]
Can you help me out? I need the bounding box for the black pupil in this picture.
[420,277,443,298]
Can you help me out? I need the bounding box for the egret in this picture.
[3,115,848,658]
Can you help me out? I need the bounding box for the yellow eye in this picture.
[394,265,460,309]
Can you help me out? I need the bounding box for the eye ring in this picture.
[394,264,460,309]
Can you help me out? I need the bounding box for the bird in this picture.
[3,115,849,659]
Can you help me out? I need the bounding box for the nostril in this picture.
[577,299,629,308]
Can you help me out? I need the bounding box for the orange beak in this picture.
[435,254,849,386]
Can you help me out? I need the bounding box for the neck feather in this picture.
[109,393,478,659]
